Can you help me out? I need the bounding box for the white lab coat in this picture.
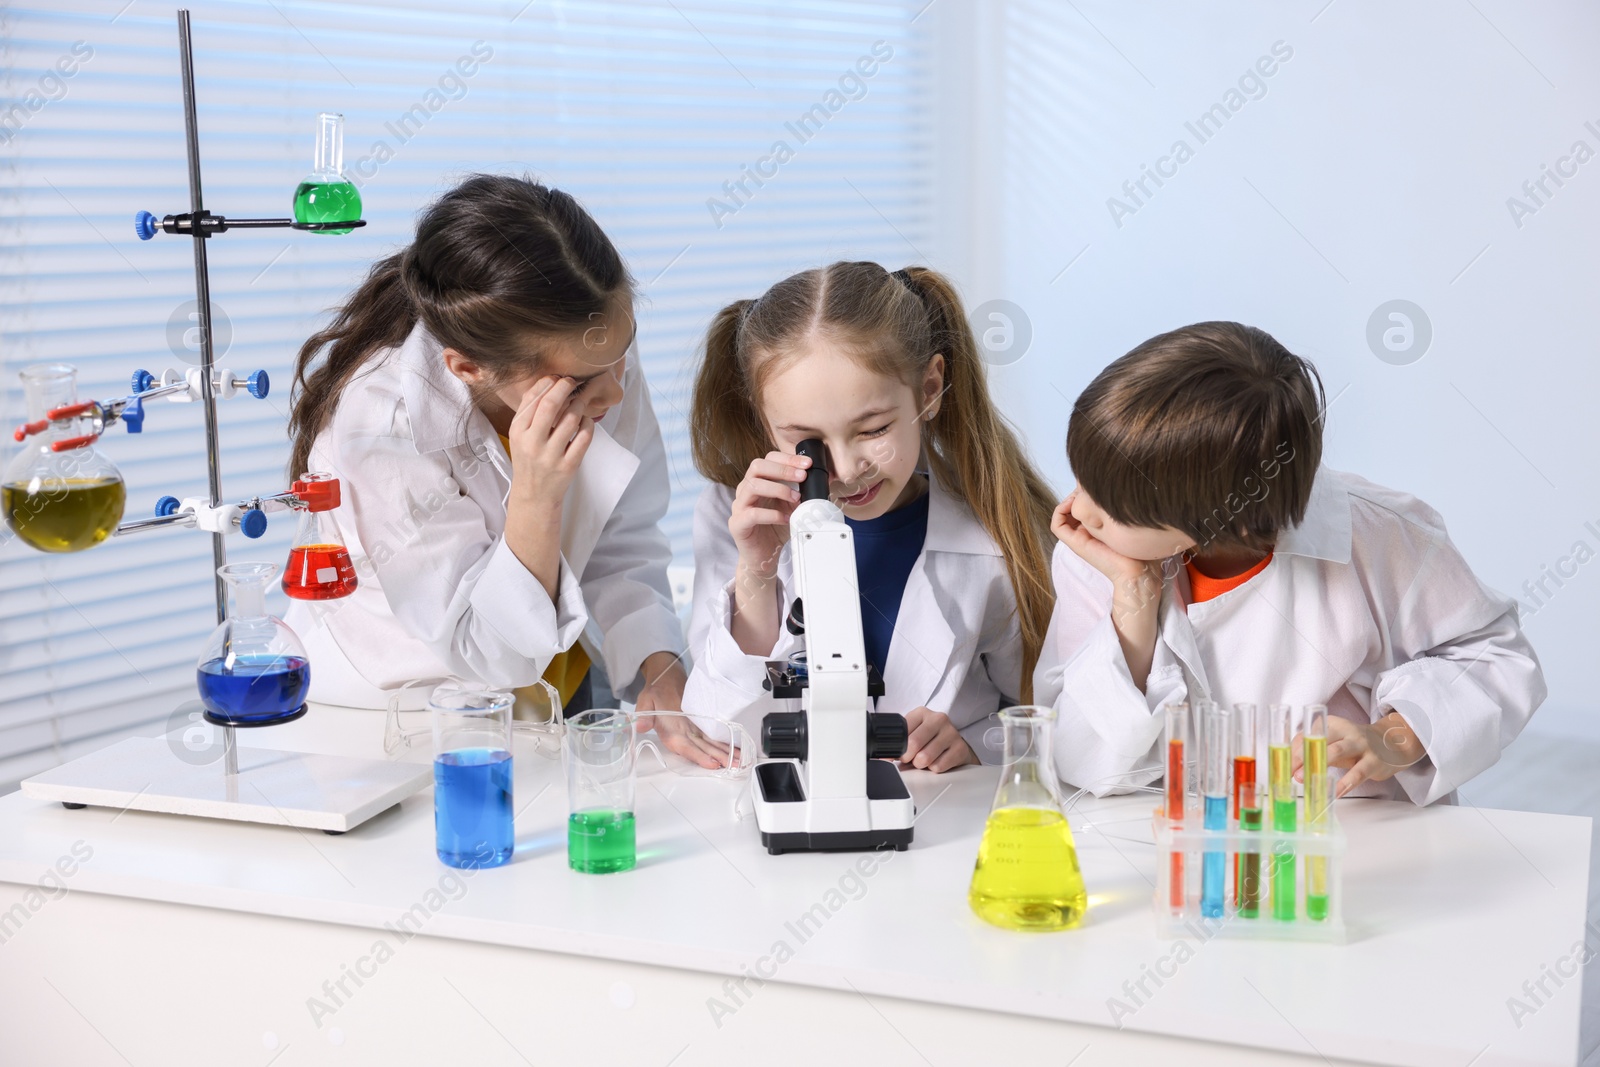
[1034,467,1545,804]
[682,473,1024,762]
[285,321,684,709]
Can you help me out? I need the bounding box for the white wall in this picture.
[944,1,1600,739]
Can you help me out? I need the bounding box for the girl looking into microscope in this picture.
[682,261,1056,772]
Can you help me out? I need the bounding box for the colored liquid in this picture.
[283,543,358,600]
[1269,743,1296,920]
[568,810,637,874]
[293,179,362,233]
[1304,734,1330,922]
[196,654,310,724]
[1232,754,1256,910]
[1201,794,1227,918]
[435,748,513,869]
[1272,797,1298,921]
[968,807,1087,931]
[1165,738,1184,912]
[1237,805,1262,918]
[3,477,125,553]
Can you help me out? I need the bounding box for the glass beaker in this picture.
[292,112,362,234]
[563,708,637,874]
[282,472,357,600]
[431,684,514,870]
[968,705,1088,931]
[195,562,311,726]
[4,363,125,553]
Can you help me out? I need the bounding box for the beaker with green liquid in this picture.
[563,708,637,874]
[4,364,125,553]
[293,112,361,234]
[968,705,1088,932]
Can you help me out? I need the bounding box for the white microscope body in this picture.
[751,439,916,854]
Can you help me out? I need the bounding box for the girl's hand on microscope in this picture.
[898,708,979,773]
[729,450,811,580]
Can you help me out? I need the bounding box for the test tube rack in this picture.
[1152,810,1346,943]
[18,10,429,833]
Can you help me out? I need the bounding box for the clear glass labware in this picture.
[282,472,357,600]
[431,684,514,870]
[195,563,311,726]
[968,705,1088,931]
[292,112,362,234]
[564,708,637,874]
[3,363,125,553]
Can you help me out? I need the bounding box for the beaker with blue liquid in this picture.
[195,562,310,726]
[432,685,514,870]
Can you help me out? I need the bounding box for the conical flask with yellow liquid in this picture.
[968,705,1088,931]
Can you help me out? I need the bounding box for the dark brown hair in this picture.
[288,174,633,477]
[691,261,1057,698]
[1066,321,1324,550]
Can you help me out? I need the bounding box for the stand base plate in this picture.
[20,736,431,833]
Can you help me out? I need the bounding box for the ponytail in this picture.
[689,260,1056,700]
[898,267,1056,699]
[690,299,765,487]
[287,254,415,479]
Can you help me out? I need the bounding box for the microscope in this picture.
[752,439,916,854]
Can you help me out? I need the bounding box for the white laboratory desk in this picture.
[0,703,1589,1067]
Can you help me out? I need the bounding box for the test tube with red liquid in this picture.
[1164,701,1190,915]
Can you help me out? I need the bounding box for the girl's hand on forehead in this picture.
[506,375,593,506]
[728,450,811,579]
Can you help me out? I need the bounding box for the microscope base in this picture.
[752,760,916,855]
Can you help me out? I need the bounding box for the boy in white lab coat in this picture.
[1036,321,1544,803]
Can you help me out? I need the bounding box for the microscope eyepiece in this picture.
[795,438,831,503]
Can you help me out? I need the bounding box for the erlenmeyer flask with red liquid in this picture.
[282,472,358,600]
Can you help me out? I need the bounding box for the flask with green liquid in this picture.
[293,112,361,234]
[968,705,1088,931]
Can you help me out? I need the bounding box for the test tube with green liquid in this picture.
[1268,702,1296,921]
[1304,704,1330,921]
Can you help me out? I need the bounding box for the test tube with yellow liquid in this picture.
[1268,702,1296,921]
[968,705,1087,932]
[1304,704,1330,921]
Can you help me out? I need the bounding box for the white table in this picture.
[0,704,1589,1067]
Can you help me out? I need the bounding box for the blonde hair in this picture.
[690,261,1056,698]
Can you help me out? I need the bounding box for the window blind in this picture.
[0,0,933,789]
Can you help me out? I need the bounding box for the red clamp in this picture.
[292,475,341,512]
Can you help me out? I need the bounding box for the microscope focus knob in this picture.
[866,712,909,760]
[762,712,808,760]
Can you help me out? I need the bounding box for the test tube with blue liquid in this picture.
[1198,701,1230,918]
[431,685,514,869]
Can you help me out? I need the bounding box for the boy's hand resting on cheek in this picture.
[898,707,979,773]
[1292,711,1426,798]
[1051,491,1166,692]
[1051,492,1163,597]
